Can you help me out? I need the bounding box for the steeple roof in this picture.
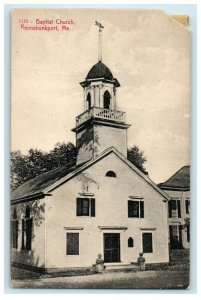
[80,61,120,88]
[86,61,113,80]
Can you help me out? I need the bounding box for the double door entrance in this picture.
[104,233,120,263]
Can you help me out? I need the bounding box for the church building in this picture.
[159,166,190,250]
[11,23,170,272]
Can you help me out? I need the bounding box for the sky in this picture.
[11,9,190,183]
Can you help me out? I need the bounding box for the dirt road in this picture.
[11,270,189,289]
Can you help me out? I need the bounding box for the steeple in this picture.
[80,61,120,111]
[72,22,130,165]
[95,20,104,62]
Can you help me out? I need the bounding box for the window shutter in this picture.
[177,200,181,218]
[185,200,189,214]
[168,201,172,218]
[91,198,95,217]
[187,224,190,242]
[76,198,82,216]
[128,201,132,217]
[140,201,144,218]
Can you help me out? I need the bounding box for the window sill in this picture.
[128,217,144,219]
[20,249,33,254]
[76,216,95,218]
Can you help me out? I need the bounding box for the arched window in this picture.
[11,207,18,249]
[86,93,91,110]
[105,171,116,177]
[22,205,33,251]
[103,91,111,109]
[128,237,134,247]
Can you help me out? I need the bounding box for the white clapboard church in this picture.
[11,22,170,272]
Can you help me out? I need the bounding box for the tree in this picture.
[11,142,147,190]
[11,151,28,190]
[10,142,77,190]
[127,145,147,175]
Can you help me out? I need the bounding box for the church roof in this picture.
[158,166,190,191]
[10,161,86,202]
[86,61,113,80]
[11,147,171,203]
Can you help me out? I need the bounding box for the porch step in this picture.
[104,262,139,272]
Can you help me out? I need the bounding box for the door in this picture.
[104,233,120,263]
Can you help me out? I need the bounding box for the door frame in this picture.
[103,233,121,263]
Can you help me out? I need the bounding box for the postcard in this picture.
[10,8,190,289]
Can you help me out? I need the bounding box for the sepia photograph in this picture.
[10,8,190,289]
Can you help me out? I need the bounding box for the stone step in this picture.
[104,263,139,272]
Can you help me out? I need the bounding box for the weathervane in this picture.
[95,20,104,62]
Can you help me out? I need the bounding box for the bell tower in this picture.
[72,22,130,165]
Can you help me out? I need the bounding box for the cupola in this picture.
[72,21,130,165]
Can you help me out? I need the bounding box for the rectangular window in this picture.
[169,200,181,218]
[66,233,79,255]
[21,219,25,250]
[26,218,33,251]
[76,198,95,217]
[168,201,172,218]
[185,200,190,214]
[21,218,33,250]
[171,200,177,218]
[82,199,89,216]
[142,233,153,253]
[12,220,18,249]
[128,200,144,218]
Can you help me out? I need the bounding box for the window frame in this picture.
[185,200,190,214]
[103,90,111,109]
[128,237,134,248]
[105,170,116,177]
[11,208,18,250]
[168,199,181,218]
[86,92,91,110]
[142,232,153,253]
[21,205,33,251]
[128,200,144,218]
[66,232,79,256]
[76,197,95,217]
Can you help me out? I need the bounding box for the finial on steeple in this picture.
[95,20,104,62]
